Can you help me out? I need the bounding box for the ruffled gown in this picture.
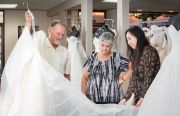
[148,25,168,64]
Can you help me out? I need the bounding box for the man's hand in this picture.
[25,11,33,29]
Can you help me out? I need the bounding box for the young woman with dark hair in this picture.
[119,26,160,107]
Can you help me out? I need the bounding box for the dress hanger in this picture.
[23,1,35,34]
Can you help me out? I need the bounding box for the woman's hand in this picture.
[118,99,126,105]
[135,98,143,108]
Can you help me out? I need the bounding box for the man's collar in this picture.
[46,38,62,51]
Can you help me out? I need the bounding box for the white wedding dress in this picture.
[93,37,101,52]
[148,25,168,64]
[0,27,138,116]
[137,25,180,116]
[67,36,87,88]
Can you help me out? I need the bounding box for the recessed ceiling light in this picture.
[137,9,143,12]
[102,0,117,3]
[0,4,18,9]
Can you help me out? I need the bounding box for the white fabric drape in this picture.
[0,27,137,116]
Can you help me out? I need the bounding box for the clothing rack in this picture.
[130,20,169,27]
[142,20,169,27]
[140,19,168,24]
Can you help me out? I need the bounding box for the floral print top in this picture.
[123,45,160,104]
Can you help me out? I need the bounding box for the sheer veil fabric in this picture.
[0,27,138,116]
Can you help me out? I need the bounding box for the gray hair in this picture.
[99,32,114,44]
[50,19,67,29]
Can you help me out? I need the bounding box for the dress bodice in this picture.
[93,37,100,52]
[67,36,78,44]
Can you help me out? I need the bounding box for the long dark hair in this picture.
[125,26,149,69]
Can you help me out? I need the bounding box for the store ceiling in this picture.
[94,0,180,12]
[0,0,66,10]
[0,0,179,12]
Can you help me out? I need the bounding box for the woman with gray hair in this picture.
[81,32,132,104]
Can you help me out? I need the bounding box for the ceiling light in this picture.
[137,9,143,12]
[0,4,18,9]
[168,10,174,12]
[102,0,117,3]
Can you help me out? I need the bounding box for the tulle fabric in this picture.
[0,27,138,116]
[137,25,180,116]
[67,36,87,88]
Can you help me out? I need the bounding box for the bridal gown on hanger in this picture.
[0,27,138,116]
[93,37,101,52]
[137,25,180,116]
[67,36,87,88]
[148,25,168,64]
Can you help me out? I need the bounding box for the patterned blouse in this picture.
[123,45,160,104]
[84,52,129,104]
